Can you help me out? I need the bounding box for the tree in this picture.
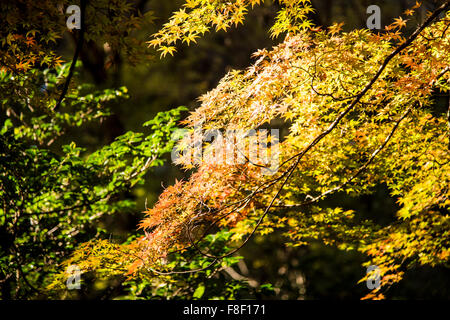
[2,0,449,300]
[0,0,182,299]
[1,0,276,300]
[47,0,450,300]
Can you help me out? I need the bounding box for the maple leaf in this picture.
[413,1,422,10]
[158,45,177,58]
[328,22,344,35]
[392,17,408,29]
[404,9,415,16]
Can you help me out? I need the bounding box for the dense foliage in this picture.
[1,0,449,300]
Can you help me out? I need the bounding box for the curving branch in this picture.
[181,1,450,262]
[277,106,412,209]
[53,0,87,111]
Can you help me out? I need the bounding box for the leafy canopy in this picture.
[53,1,450,300]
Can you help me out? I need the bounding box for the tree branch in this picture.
[53,0,87,111]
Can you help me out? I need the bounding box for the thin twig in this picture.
[53,0,87,111]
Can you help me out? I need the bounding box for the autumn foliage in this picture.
[43,0,450,300]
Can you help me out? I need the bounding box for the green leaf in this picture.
[193,284,205,299]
